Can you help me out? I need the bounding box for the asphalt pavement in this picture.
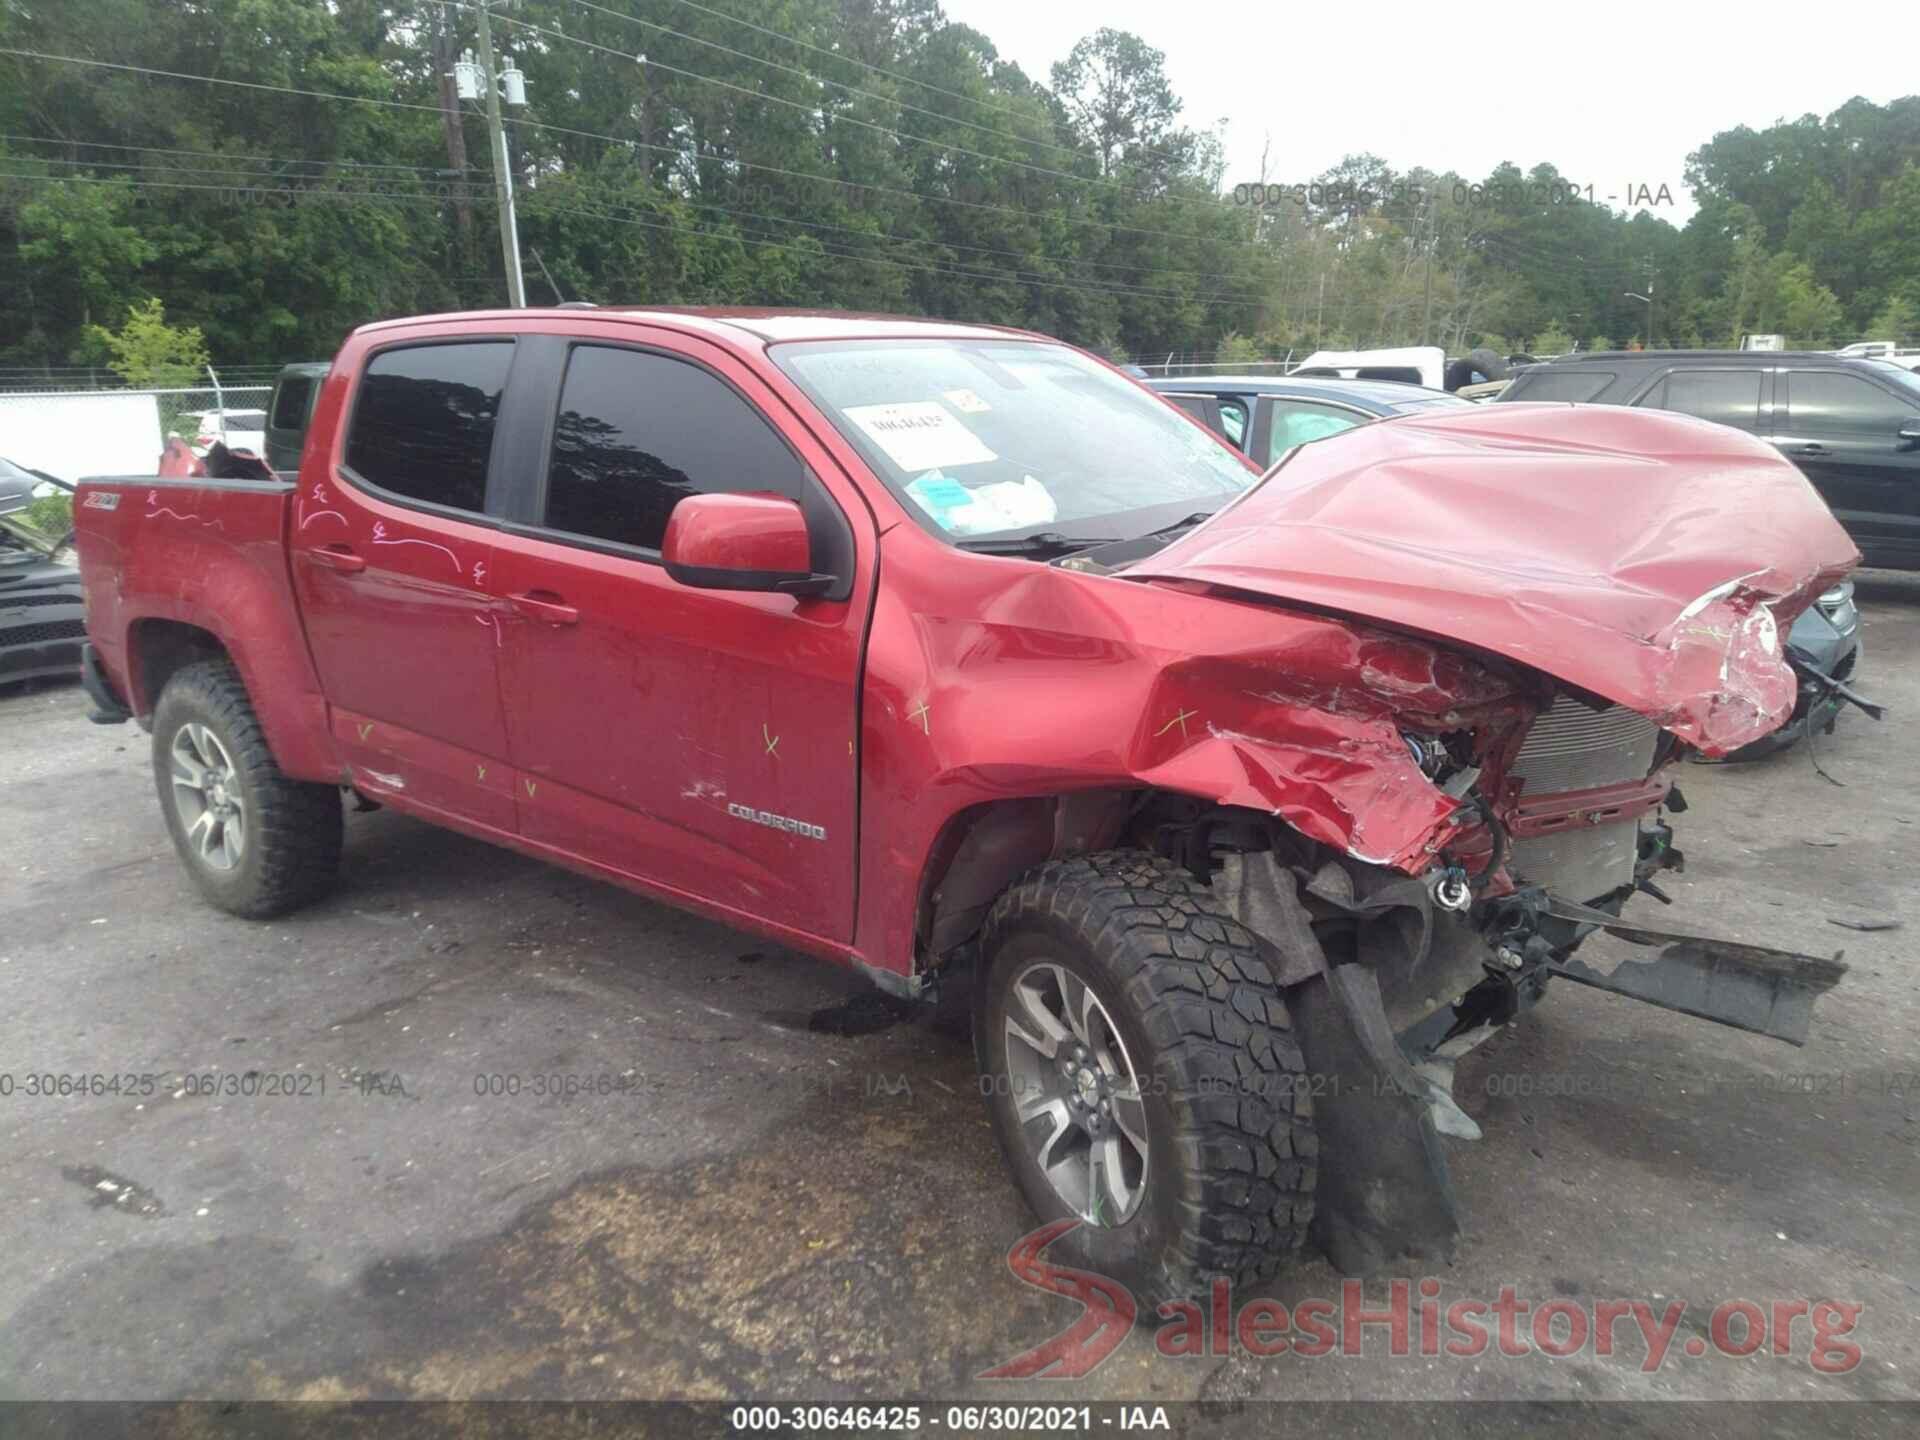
[2,576,1916,1426]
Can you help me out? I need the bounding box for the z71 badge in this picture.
[82,490,120,511]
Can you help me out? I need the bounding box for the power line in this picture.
[0,47,448,118]
[557,0,1194,178]
[533,171,1262,288]
[0,132,479,177]
[1,47,1248,252]
[5,145,1267,298]
[509,113,1236,250]
[0,168,1253,308]
[1,153,491,194]
[512,189,1251,303]
[0,169,492,209]
[655,0,1154,158]
[472,5,1243,218]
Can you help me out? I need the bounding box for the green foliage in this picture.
[87,299,210,388]
[24,491,76,543]
[0,2,1912,372]
[1532,325,1576,355]
[1763,261,1846,345]
[1866,292,1918,340]
[1214,331,1265,364]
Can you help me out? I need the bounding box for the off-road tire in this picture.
[151,659,342,918]
[975,850,1316,1303]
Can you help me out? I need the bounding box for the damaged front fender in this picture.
[1131,403,1862,757]
[855,550,1537,975]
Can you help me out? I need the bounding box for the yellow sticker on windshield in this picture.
[942,388,991,414]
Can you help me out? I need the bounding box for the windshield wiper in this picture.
[957,511,1220,558]
[1131,511,1216,543]
[955,531,1109,556]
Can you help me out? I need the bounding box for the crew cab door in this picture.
[1772,366,1920,566]
[289,338,517,830]
[486,331,873,944]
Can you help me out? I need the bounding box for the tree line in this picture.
[2,0,1917,379]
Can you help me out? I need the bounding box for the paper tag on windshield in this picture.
[844,402,996,472]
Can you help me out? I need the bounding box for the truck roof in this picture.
[1546,349,1853,364]
[352,306,1046,348]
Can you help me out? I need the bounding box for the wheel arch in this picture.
[125,618,228,718]
[915,790,1136,965]
[123,614,338,781]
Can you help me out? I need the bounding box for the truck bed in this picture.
[73,474,336,779]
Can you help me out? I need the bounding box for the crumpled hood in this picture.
[1129,403,1861,754]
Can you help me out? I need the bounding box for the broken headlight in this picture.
[1404,731,1482,797]
[1403,731,1448,776]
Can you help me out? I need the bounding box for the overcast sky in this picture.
[939,0,1916,226]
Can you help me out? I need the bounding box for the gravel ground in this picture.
[1,574,1915,1428]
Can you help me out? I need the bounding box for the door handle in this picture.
[1790,443,1829,457]
[309,544,366,574]
[509,590,580,625]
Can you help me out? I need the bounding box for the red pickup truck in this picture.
[74,307,1860,1297]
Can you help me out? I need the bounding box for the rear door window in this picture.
[1266,399,1366,457]
[1510,369,1615,402]
[1216,397,1249,447]
[1640,369,1763,431]
[344,342,514,514]
[271,377,315,430]
[1782,370,1913,434]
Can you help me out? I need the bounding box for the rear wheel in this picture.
[975,851,1316,1302]
[151,659,342,918]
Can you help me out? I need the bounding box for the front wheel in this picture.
[151,659,343,918]
[975,851,1316,1303]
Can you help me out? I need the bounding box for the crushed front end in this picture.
[1178,677,1847,1277]
[1109,405,1873,1275]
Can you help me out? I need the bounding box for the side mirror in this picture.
[662,492,834,596]
[1899,419,1920,450]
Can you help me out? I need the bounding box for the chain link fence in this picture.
[0,386,271,478]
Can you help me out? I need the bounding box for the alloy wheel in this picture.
[169,722,246,872]
[1002,961,1150,1226]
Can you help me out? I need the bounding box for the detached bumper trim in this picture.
[80,642,131,724]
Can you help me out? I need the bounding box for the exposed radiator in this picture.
[1506,697,1661,903]
[1509,697,1659,794]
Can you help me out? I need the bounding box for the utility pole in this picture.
[1625,275,1655,350]
[461,2,526,307]
[1420,202,1435,346]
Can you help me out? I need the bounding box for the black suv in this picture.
[1499,351,1920,569]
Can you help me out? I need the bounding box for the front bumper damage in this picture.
[1214,847,1849,1276]
[1544,894,1848,1047]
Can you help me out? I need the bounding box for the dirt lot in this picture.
[2,576,1916,1425]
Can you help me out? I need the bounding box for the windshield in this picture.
[773,339,1257,541]
[1865,359,1920,400]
